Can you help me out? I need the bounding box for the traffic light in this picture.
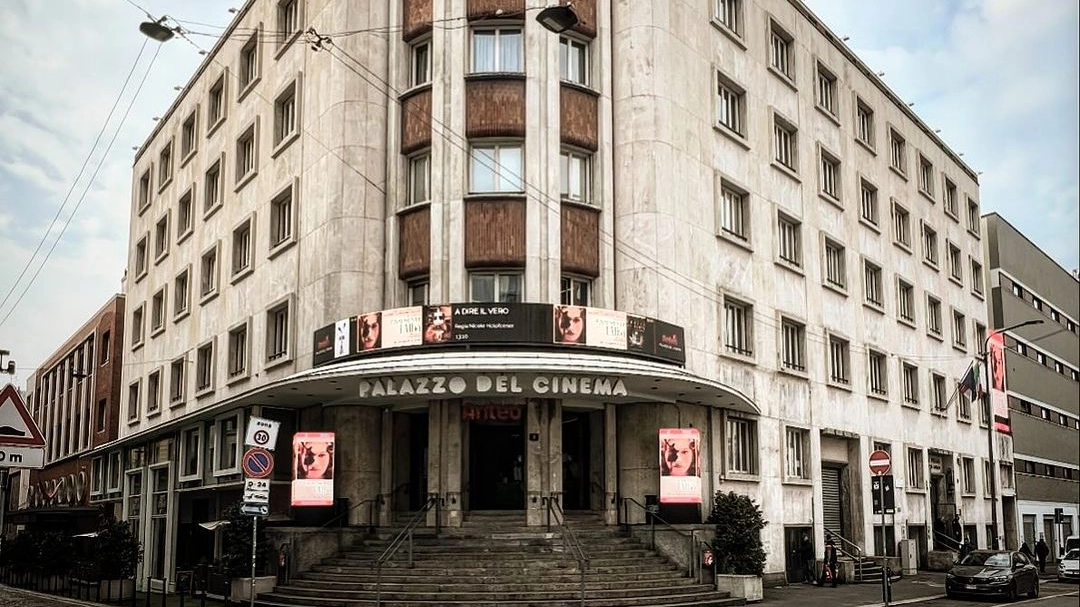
[1054,508,1064,524]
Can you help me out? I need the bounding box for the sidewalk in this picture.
[762,572,946,607]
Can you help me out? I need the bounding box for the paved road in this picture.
[764,573,1078,607]
[0,585,100,607]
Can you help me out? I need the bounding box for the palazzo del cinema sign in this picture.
[313,302,685,367]
[358,374,629,400]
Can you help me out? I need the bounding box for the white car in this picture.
[1059,548,1080,583]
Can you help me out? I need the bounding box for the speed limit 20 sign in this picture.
[245,416,281,450]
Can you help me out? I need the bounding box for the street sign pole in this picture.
[880,475,888,607]
[250,514,257,607]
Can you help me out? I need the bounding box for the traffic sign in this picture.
[245,478,270,492]
[0,384,46,448]
[869,449,892,476]
[243,489,270,504]
[240,502,269,517]
[241,447,275,479]
[244,416,281,450]
[871,475,896,514]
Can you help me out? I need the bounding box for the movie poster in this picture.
[659,428,702,504]
[291,432,335,506]
[987,330,1011,434]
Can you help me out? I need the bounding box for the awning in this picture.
[72,531,98,538]
[198,520,229,531]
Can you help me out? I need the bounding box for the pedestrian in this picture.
[1020,541,1034,559]
[818,536,838,587]
[958,536,971,561]
[1035,536,1050,573]
[800,533,815,583]
[951,515,962,544]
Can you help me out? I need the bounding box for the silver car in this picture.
[1059,548,1080,582]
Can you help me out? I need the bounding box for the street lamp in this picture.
[983,318,1044,549]
[139,17,176,42]
[536,4,580,33]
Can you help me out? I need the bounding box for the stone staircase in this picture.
[255,510,743,607]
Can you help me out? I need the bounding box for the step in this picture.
[285,577,703,593]
[256,588,742,607]
[270,583,722,602]
[299,568,682,584]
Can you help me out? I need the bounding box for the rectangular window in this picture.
[903,363,919,405]
[200,244,219,298]
[266,301,290,361]
[131,305,145,348]
[158,142,173,188]
[958,388,972,420]
[824,238,846,289]
[470,143,523,193]
[714,0,741,36]
[907,448,924,490]
[174,269,190,318]
[856,99,874,147]
[470,272,522,303]
[967,197,980,234]
[961,457,975,494]
[723,297,753,356]
[559,37,588,85]
[228,323,248,379]
[560,149,591,203]
[897,278,915,323]
[207,76,225,127]
[471,28,522,73]
[828,335,850,385]
[948,243,963,282]
[270,185,294,248]
[407,280,428,306]
[785,427,809,480]
[820,149,840,200]
[953,310,967,350]
[718,182,748,241]
[927,296,942,336]
[196,341,214,392]
[135,235,148,278]
[169,357,185,404]
[922,223,938,266]
[100,331,111,365]
[236,125,257,183]
[96,399,107,432]
[408,153,431,205]
[892,201,911,248]
[780,318,805,372]
[239,33,259,91]
[180,426,201,480]
[931,373,947,411]
[869,350,887,396]
[726,417,757,475]
[816,63,837,116]
[146,370,161,414]
[151,288,166,333]
[410,40,431,87]
[918,154,934,198]
[215,415,240,473]
[983,460,993,495]
[943,177,958,217]
[773,116,797,171]
[127,380,140,421]
[777,214,801,267]
[204,159,222,215]
[1000,462,1014,490]
[716,74,745,136]
[278,0,299,40]
[177,189,193,239]
[769,21,794,80]
[864,260,883,307]
[560,276,591,306]
[232,219,252,276]
[181,110,198,159]
[138,169,151,211]
[154,213,170,260]
[273,81,297,146]
[968,260,982,295]
[860,179,879,226]
[889,129,906,174]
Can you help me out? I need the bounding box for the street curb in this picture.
[0,584,101,606]
[854,594,943,607]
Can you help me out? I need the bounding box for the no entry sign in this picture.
[869,449,892,476]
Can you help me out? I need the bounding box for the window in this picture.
[922,223,938,266]
[169,357,185,404]
[560,149,591,203]
[151,288,166,334]
[181,109,198,159]
[177,189,193,240]
[961,457,975,494]
[723,297,753,356]
[931,373,947,411]
[819,149,840,201]
[560,276,590,306]
[127,380,140,421]
[715,73,745,136]
[135,234,148,278]
[823,238,846,290]
[146,370,161,414]
[864,260,883,308]
[958,388,972,420]
[777,214,801,267]
[470,272,522,303]
[892,201,911,248]
[1000,462,1014,490]
[277,0,300,42]
[897,279,915,324]
[905,448,924,491]
[856,98,874,148]
[100,331,110,365]
[861,350,885,397]
[266,299,291,362]
[131,304,145,348]
[137,169,152,212]
[816,63,837,116]
[918,154,934,198]
[270,184,295,250]
[231,218,253,277]
[195,340,214,393]
[204,158,222,215]
[983,460,993,495]
[236,124,257,184]
[180,426,202,480]
[407,153,431,205]
[773,115,797,171]
[174,269,190,318]
[943,177,958,217]
[889,129,906,174]
[769,21,794,81]
[273,81,298,146]
[158,142,173,188]
[714,0,742,36]
[780,317,805,372]
[560,37,588,85]
[407,280,428,306]
[200,243,219,298]
[948,243,963,282]
[828,335,850,385]
[718,181,748,241]
[902,363,919,405]
[239,32,259,91]
[410,40,431,87]
[227,322,249,379]
[726,416,757,475]
[215,415,241,474]
[784,427,809,480]
[470,143,523,192]
[860,179,879,226]
[926,295,942,336]
[154,213,170,260]
[471,28,522,73]
[967,197,980,234]
[207,75,225,129]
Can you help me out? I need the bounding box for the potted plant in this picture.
[94,516,142,600]
[0,531,38,585]
[36,531,75,591]
[220,501,276,601]
[706,490,766,602]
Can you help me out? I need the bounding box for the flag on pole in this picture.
[957,360,983,398]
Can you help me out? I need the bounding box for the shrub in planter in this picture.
[706,490,767,576]
[220,501,274,579]
[35,531,75,577]
[1,532,38,576]
[94,516,143,580]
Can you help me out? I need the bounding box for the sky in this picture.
[0,0,1077,384]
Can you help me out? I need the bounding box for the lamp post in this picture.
[983,318,1043,550]
[536,4,580,33]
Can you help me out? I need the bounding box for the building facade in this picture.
[112,0,1004,585]
[982,213,1080,559]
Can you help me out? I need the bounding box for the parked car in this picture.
[1058,548,1080,583]
[945,549,1039,601]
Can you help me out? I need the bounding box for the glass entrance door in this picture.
[468,420,524,510]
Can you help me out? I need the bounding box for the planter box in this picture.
[230,576,276,600]
[99,579,135,601]
[716,573,763,603]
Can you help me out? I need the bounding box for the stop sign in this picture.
[869,449,891,476]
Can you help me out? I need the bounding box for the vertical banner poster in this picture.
[659,428,702,504]
[987,330,1011,434]
[291,432,335,506]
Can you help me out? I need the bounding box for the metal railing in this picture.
[933,529,962,552]
[319,495,384,532]
[542,495,589,607]
[373,494,441,607]
[619,497,708,585]
[823,526,864,581]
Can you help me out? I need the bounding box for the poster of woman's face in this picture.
[660,437,699,477]
[989,332,1006,392]
[358,312,382,351]
[658,428,702,505]
[295,439,334,479]
[291,432,336,507]
[554,305,587,344]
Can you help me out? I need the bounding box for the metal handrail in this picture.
[933,530,962,552]
[373,494,441,607]
[823,526,863,581]
[619,497,704,584]
[319,495,384,531]
[542,495,589,607]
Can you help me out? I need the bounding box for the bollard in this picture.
[161,578,167,607]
